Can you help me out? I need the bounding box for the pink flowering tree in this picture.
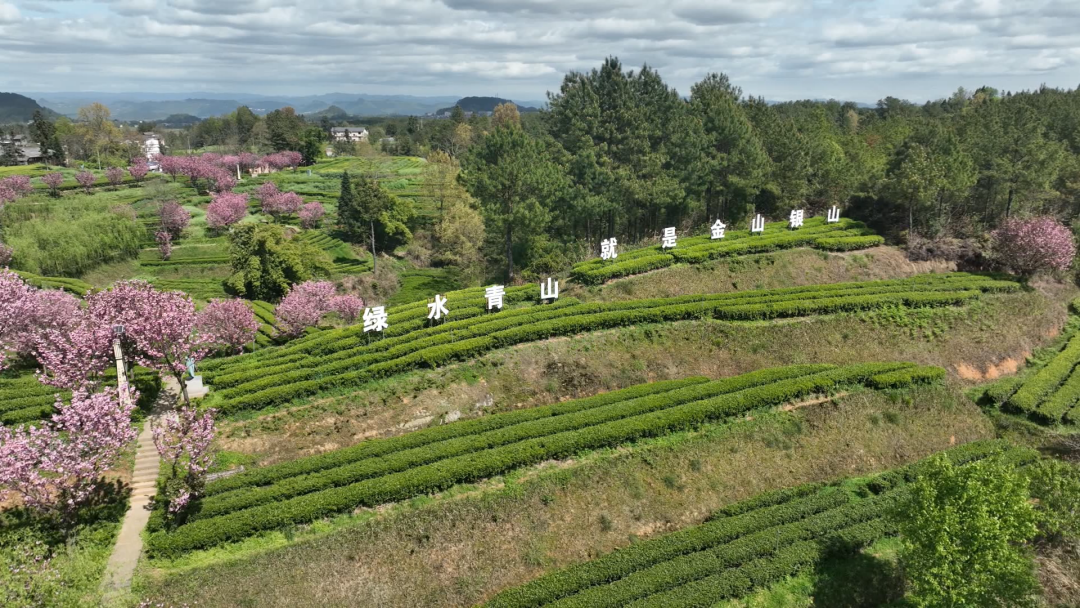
[40,172,64,197]
[158,155,183,181]
[210,169,237,193]
[105,167,125,188]
[238,152,260,172]
[264,191,303,220]
[255,181,279,206]
[159,201,190,239]
[329,294,364,322]
[0,182,14,206]
[196,299,258,354]
[179,156,215,192]
[88,281,211,405]
[299,201,325,228]
[205,192,248,230]
[31,311,113,391]
[0,386,137,525]
[156,231,172,261]
[275,280,338,336]
[152,404,216,516]
[1,175,32,200]
[0,269,40,371]
[991,216,1076,278]
[74,171,96,194]
[129,158,149,180]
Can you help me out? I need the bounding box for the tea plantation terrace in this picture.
[483,440,1036,608]
[146,362,944,556]
[198,273,1019,414]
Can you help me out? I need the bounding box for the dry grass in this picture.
[216,289,1068,466]
[136,385,994,607]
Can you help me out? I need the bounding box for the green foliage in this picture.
[895,454,1039,608]
[225,223,333,301]
[1006,332,1080,423]
[1024,458,1080,541]
[337,171,414,265]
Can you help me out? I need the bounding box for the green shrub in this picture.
[1007,333,1080,421]
[813,235,885,251]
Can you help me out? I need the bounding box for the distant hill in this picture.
[308,105,350,119]
[159,114,202,127]
[0,92,58,123]
[435,96,538,115]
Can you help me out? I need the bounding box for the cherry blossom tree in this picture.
[158,155,183,181]
[1,175,32,200]
[255,181,279,205]
[0,269,39,372]
[128,158,149,180]
[159,201,190,239]
[196,299,258,354]
[152,405,215,515]
[992,216,1076,277]
[210,169,237,193]
[275,280,338,336]
[0,386,137,524]
[31,311,113,391]
[299,201,325,228]
[329,294,365,322]
[40,172,64,196]
[74,171,96,194]
[238,152,260,173]
[105,167,124,188]
[0,182,14,206]
[156,231,172,261]
[264,191,303,219]
[205,192,248,230]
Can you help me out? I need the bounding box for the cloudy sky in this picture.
[0,0,1078,103]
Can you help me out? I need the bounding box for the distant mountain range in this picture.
[435,96,539,115]
[14,92,549,121]
[0,92,60,123]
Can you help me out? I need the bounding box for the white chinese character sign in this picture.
[427,294,449,321]
[485,285,505,310]
[661,227,677,249]
[827,206,841,224]
[750,214,765,234]
[540,277,559,301]
[362,306,388,333]
[710,220,726,240]
[789,209,804,229]
[600,238,618,260]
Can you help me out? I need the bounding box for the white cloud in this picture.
[0,1,20,23]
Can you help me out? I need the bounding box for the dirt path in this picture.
[101,377,178,601]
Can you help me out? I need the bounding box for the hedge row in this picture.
[202,377,714,497]
[813,235,886,252]
[1006,332,1080,422]
[186,368,831,522]
[570,219,874,284]
[145,363,928,556]
[206,276,1013,412]
[139,257,231,268]
[486,440,1019,608]
[867,365,946,389]
[13,271,94,296]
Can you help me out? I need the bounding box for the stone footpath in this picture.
[101,377,179,601]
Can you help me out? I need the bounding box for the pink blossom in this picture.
[152,405,215,515]
[275,280,337,336]
[0,269,39,371]
[159,201,190,238]
[255,181,279,204]
[329,294,365,322]
[218,155,240,170]
[210,169,237,193]
[0,183,14,206]
[179,156,215,191]
[1,175,32,198]
[199,152,222,166]
[197,299,258,354]
[128,159,149,180]
[156,231,172,261]
[105,167,124,188]
[205,192,248,229]
[265,191,303,218]
[74,171,96,194]
[0,386,137,521]
[40,172,64,195]
[991,216,1076,277]
[299,202,325,228]
[159,155,183,180]
[238,153,260,170]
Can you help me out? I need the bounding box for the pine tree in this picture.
[336,171,361,236]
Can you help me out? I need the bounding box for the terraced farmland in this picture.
[145,362,946,556]
[571,217,882,285]
[483,440,1034,608]
[983,298,1080,425]
[0,367,161,425]
[198,273,1018,414]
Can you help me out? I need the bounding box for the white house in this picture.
[330,127,368,142]
[142,133,162,159]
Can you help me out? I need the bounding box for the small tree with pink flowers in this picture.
[129,158,149,180]
[329,294,365,323]
[299,202,325,228]
[197,299,258,354]
[105,166,125,189]
[156,231,172,261]
[991,216,1076,278]
[210,169,237,193]
[74,170,96,194]
[275,280,337,336]
[0,386,137,525]
[152,404,216,516]
[264,191,303,220]
[205,192,248,230]
[159,201,191,239]
[40,172,64,197]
